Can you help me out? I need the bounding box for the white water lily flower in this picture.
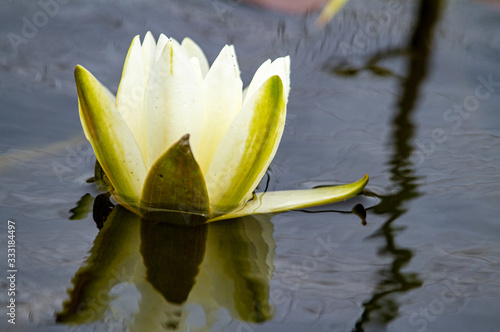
[75,32,368,224]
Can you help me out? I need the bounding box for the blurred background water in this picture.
[0,0,499,331]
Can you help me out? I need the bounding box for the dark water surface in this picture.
[1,0,499,331]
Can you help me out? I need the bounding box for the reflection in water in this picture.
[57,203,275,331]
[57,205,141,324]
[68,193,94,221]
[351,203,367,226]
[198,214,275,323]
[91,193,114,229]
[343,1,445,330]
[298,203,368,226]
[141,221,207,306]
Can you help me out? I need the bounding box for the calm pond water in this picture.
[1,0,500,331]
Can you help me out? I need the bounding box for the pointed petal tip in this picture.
[271,74,283,84]
[129,35,142,48]
[140,133,209,218]
[267,75,285,102]
[359,173,369,185]
[179,133,191,147]
[74,65,97,84]
[74,65,95,92]
[74,64,85,77]
[180,37,198,48]
[166,134,194,158]
[143,31,155,43]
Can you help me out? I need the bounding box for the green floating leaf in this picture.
[212,174,369,221]
[140,134,210,224]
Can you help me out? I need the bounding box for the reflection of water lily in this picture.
[75,32,368,223]
[57,205,275,331]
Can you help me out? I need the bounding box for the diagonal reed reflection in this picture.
[353,0,444,330]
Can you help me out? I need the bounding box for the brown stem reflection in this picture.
[350,0,444,330]
[57,203,275,331]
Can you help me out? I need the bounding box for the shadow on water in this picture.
[326,0,445,330]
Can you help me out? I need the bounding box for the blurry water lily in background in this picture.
[239,0,350,24]
[75,32,368,224]
[317,0,351,25]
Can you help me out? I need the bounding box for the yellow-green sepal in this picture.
[140,134,210,224]
[205,75,286,216]
[75,65,146,203]
[210,174,369,221]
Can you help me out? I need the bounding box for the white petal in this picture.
[141,31,156,84]
[227,45,241,78]
[243,59,270,102]
[181,37,210,78]
[143,40,203,170]
[190,57,204,86]
[205,75,286,215]
[198,45,243,173]
[244,56,290,104]
[115,35,145,144]
[155,34,170,61]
